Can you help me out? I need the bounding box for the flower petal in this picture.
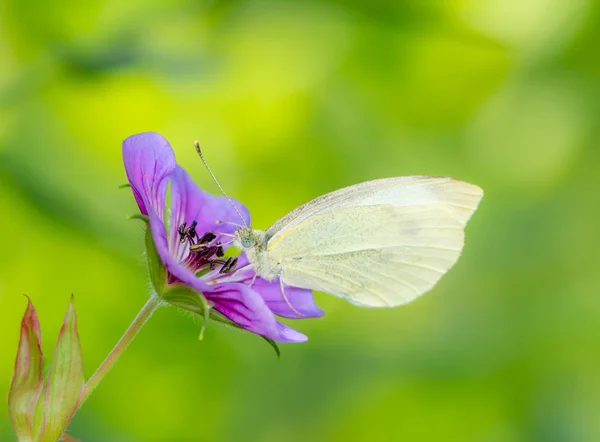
[147,211,212,293]
[122,132,177,216]
[275,322,308,342]
[209,283,306,342]
[169,165,250,250]
[251,279,324,319]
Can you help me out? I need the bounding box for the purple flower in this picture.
[122,132,323,343]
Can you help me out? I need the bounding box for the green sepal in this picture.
[118,183,131,188]
[8,296,44,441]
[198,296,210,341]
[145,225,167,295]
[162,286,211,339]
[162,286,210,315]
[260,337,281,359]
[128,213,149,222]
[162,288,281,356]
[129,212,166,295]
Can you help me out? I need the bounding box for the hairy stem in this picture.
[80,294,162,405]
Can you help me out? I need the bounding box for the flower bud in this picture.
[8,297,43,441]
[9,296,85,442]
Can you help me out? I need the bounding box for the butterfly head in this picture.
[234,227,268,252]
[235,227,255,249]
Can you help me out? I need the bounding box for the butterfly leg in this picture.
[280,278,304,317]
[248,272,258,288]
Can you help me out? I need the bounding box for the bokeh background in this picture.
[1,0,599,441]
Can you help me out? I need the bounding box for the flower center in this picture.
[178,221,238,276]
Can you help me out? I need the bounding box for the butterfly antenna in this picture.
[194,141,248,228]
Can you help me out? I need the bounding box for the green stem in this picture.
[80,294,162,405]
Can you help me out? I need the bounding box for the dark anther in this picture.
[216,244,224,257]
[188,220,198,239]
[179,221,202,244]
[219,257,238,274]
[199,232,216,244]
[190,245,218,260]
[178,222,187,242]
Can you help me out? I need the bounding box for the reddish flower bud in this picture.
[8,297,43,441]
[8,296,85,442]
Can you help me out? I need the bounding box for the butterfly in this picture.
[232,176,483,308]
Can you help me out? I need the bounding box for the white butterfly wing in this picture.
[265,177,483,307]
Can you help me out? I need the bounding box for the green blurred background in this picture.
[1,0,599,441]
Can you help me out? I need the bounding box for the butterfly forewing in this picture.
[264,177,483,307]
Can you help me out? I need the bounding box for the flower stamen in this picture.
[188,221,198,239]
[178,221,199,244]
[198,232,216,244]
[187,231,239,275]
[190,245,219,260]
[219,257,238,274]
[216,244,225,257]
[177,222,187,242]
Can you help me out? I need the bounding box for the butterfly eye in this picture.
[241,234,254,248]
